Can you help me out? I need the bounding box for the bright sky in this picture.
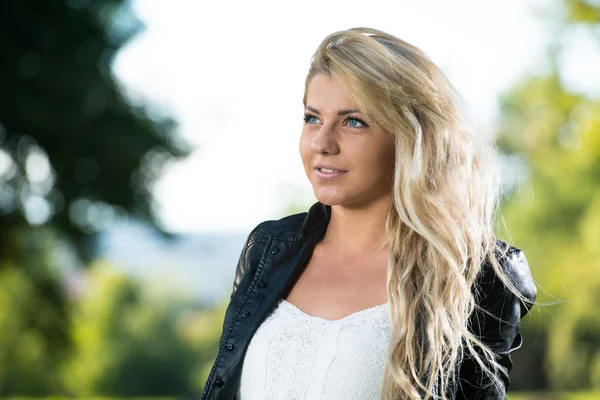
[113,0,556,233]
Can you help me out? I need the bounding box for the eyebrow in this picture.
[305,105,361,116]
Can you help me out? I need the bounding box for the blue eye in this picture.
[303,113,319,124]
[346,116,368,128]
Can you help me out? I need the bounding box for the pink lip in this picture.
[315,169,348,180]
[314,163,347,171]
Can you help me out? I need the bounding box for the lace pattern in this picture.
[239,298,391,400]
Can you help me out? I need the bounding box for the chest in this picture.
[239,295,391,400]
[283,242,389,321]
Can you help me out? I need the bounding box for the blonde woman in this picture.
[201,27,537,400]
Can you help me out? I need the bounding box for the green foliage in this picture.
[563,0,600,23]
[0,243,227,397]
[498,73,600,390]
[0,1,193,395]
[495,4,600,389]
[177,302,228,393]
[0,266,64,395]
[508,392,600,400]
[0,226,70,396]
[61,263,199,397]
[1,398,175,400]
[0,0,192,261]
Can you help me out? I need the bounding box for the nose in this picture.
[311,123,339,154]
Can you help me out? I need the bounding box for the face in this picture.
[299,74,396,208]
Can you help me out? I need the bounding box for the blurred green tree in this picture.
[0,1,192,395]
[0,227,69,395]
[496,0,600,391]
[0,0,192,260]
[178,302,229,393]
[62,262,197,396]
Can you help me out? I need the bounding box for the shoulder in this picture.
[475,239,537,319]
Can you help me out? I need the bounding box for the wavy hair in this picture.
[303,27,533,399]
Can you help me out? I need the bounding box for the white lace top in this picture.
[238,298,391,400]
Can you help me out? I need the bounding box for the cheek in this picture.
[356,140,395,178]
[383,141,396,169]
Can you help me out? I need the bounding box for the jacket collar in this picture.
[300,201,332,237]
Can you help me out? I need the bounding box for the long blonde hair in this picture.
[304,27,533,399]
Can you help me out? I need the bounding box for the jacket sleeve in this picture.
[455,245,537,400]
[230,220,272,300]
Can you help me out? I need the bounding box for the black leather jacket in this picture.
[201,201,537,400]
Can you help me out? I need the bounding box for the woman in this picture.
[201,27,537,400]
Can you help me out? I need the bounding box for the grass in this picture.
[508,392,600,400]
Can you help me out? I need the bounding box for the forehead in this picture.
[305,74,358,111]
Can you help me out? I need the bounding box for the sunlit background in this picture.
[0,0,599,398]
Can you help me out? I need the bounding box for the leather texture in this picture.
[201,201,537,400]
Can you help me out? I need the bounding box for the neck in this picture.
[321,194,392,257]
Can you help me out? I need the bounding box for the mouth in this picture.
[316,167,346,173]
[314,168,348,179]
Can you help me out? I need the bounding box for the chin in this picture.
[312,189,348,207]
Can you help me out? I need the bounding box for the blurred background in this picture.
[0,0,598,399]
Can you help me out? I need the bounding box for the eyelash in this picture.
[303,113,318,124]
[302,113,369,128]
